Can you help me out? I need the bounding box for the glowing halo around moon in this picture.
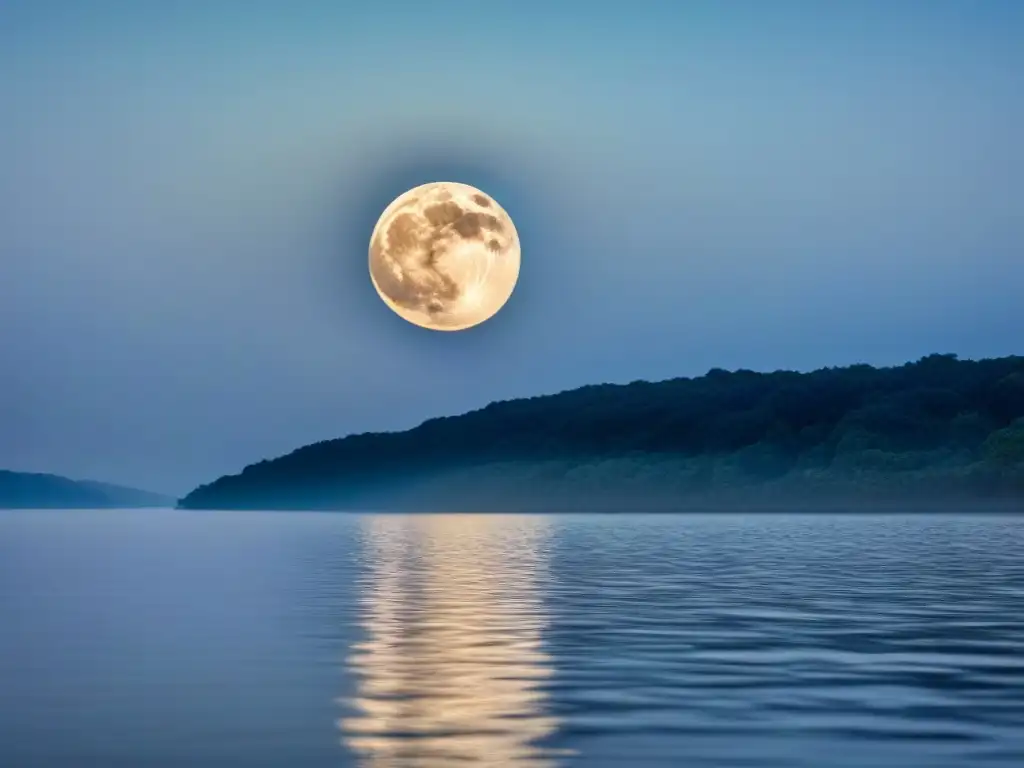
[368,181,521,331]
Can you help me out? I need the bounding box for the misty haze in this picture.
[2,2,1022,767]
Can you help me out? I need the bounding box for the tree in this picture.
[983,420,1024,467]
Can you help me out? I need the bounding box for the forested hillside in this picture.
[180,354,1024,510]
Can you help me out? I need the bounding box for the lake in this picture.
[1,510,1022,767]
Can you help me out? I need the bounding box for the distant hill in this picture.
[179,354,1024,511]
[0,471,173,509]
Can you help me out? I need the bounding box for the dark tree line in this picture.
[180,354,1024,509]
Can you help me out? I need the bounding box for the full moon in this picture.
[368,181,521,331]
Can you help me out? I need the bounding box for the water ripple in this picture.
[2,510,1022,767]
[337,513,1024,767]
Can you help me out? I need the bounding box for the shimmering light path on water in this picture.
[1,511,1022,767]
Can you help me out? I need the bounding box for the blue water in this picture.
[1,510,1022,767]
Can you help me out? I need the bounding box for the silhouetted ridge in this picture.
[179,354,1024,510]
[0,471,173,509]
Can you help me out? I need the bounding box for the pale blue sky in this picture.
[2,1,1022,493]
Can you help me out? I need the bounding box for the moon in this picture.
[368,182,521,331]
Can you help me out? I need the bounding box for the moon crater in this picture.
[369,182,520,331]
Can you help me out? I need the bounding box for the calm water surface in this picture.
[1,511,1023,767]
